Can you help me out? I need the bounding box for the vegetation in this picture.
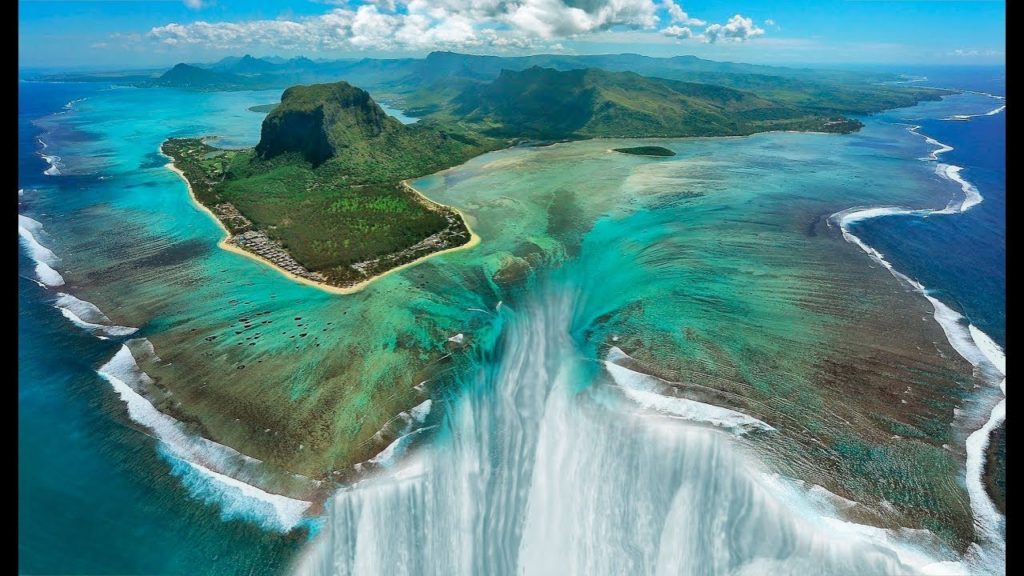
[164,81,502,287]
[248,103,277,113]
[145,55,953,289]
[36,51,951,121]
[446,67,869,138]
[614,146,676,157]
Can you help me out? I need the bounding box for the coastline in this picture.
[163,160,481,296]
[828,102,1005,568]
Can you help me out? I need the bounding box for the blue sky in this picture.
[19,0,1006,69]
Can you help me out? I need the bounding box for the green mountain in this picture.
[450,66,858,138]
[254,81,499,177]
[154,55,952,289]
[255,82,394,166]
[230,54,280,74]
[151,63,248,89]
[39,51,948,120]
[390,52,946,117]
[166,81,501,286]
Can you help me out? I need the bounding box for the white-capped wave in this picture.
[962,396,1005,574]
[167,451,312,532]
[912,126,954,161]
[54,293,137,339]
[18,215,57,265]
[969,325,1005,377]
[33,262,65,287]
[756,473,966,574]
[368,426,436,468]
[947,104,1006,121]
[63,97,87,111]
[935,164,982,212]
[97,341,312,531]
[18,214,65,287]
[604,346,774,435]
[356,399,436,472]
[828,106,1006,573]
[41,154,62,176]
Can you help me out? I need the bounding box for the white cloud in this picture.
[764,18,775,26]
[661,0,704,27]
[140,1,767,53]
[703,14,763,43]
[183,0,205,9]
[662,25,692,39]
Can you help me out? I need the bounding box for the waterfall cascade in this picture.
[294,287,957,575]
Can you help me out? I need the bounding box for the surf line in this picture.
[18,213,143,338]
[96,341,315,532]
[827,110,1005,568]
[946,93,1005,120]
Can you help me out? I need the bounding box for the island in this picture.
[247,103,277,113]
[162,81,501,291]
[160,66,951,293]
[613,146,676,157]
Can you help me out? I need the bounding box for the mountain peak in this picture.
[255,81,400,166]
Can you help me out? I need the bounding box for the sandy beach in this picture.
[164,161,481,296]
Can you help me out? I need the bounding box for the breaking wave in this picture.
[53,293,138,339]
[294,288,960,575]
[18,214,65,287]
[97,341,313,532]
[828,103,1005,575]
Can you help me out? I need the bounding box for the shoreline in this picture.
[828,106,1006,568]
[163,159,481,296]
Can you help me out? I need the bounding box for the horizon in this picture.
[19,1,1005,70]
[18,49,1010,76]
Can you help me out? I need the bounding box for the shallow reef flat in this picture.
[35,86,990,551]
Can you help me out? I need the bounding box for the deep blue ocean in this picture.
[18,81,303,575]
[852,67,1006,346]
[18,66,1005,574]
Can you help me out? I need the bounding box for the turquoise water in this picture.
[19,74,1004,574]
[19,83,307,575]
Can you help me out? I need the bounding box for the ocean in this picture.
[18,81,305,575]
[18,66,1004,575]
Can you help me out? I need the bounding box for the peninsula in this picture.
[162,81,499,291]
[161,63,950,294]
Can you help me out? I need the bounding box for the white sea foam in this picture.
[947,104,1006,121]
[604,346,775,435]
[168,453,312,532]
[969,325,1005,377]
[912,126,954,161]
[97,342,312,531]
[34,262,65,287]
[18,215,58,265]
[368,426,436,468]
[63,97,87,111]
[963,397,1005,572]
[935,164,982,212]
[828,107,1006,574]
[18,214,65,287]
[41,154,62,176]
[358,399,435,470]
[296,291,958,575]
[757,473,965,574]
[408,399,432,423]
[53,293,137,338]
